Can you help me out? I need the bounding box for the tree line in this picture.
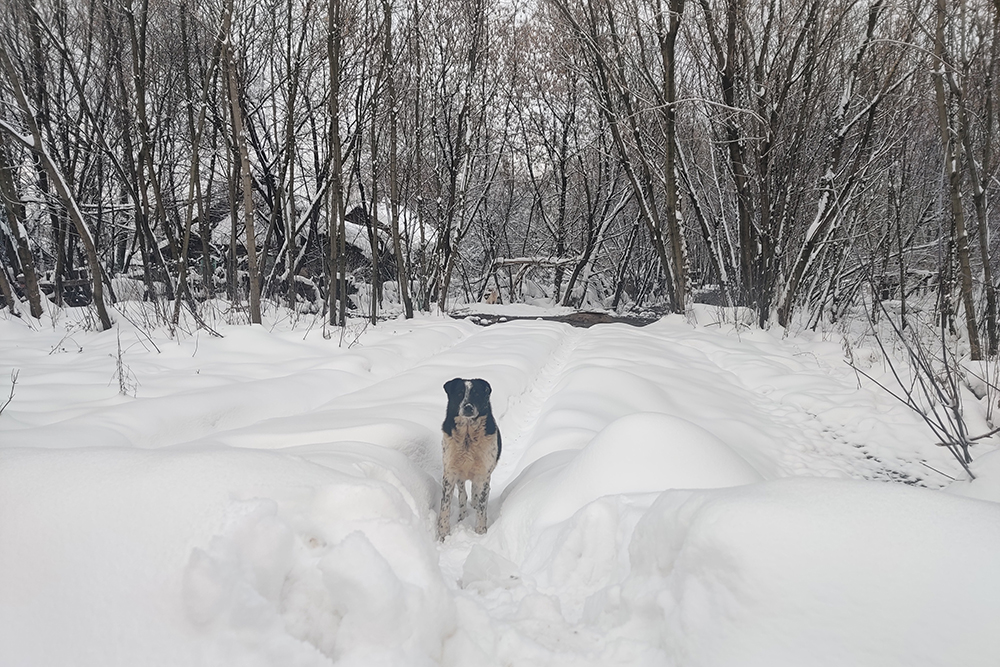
[0,0,997,357]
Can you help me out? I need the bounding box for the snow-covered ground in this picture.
[1,303,999,666]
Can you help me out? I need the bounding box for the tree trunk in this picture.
[386,0,413,319]
[123,0,178,302]
[225,41,262,325]
[0,139,43,318]
[657,0,688,314]
[328,0,348,326]
[951,10,998,356]
[933,0,981,359]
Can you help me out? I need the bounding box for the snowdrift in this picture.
[1,307,998,666]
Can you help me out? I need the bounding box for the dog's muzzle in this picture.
[460,403,476,417]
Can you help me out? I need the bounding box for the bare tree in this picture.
[384,0,413,318]
[0,0,995,346]
[933,0,981,358]
[224,1,262,325]
[328,0,348,326]
[0,40,113,329]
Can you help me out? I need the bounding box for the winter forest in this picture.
[6,1,1000,664]
[0,0,997,348]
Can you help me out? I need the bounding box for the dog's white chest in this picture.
[443,417,498,480]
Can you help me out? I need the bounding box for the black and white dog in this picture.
[437,378,502,540]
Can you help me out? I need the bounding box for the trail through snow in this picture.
[1,305,998,666]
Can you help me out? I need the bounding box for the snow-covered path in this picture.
[1,307,998,666]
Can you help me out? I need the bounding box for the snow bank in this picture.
[2,305,999,666]
[587,479,1000,666]
[537,413,762,522]
[492,412,762,561]
[0,445,455,667]
[454,478,1000,667]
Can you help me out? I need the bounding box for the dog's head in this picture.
[444,378,492,420]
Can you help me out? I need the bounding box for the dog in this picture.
[437,378,501,540]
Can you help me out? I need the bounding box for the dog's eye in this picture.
[470,379,491,398]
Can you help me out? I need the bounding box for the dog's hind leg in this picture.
[437,478,455,540]
[471,478,491,534]
[457,481,469,522]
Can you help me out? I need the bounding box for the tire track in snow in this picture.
[491,324,586,494]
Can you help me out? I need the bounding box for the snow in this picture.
[949,447,1000,503]
[595,479,1000,666]
[1,303,999,666]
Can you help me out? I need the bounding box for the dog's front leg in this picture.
[457,481,468,522]
[471,478,491,534]
[437,478,454,540]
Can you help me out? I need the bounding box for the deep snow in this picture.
[1,303,998,666]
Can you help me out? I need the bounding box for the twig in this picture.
[965,425,1000,443]
[0,369,18,417]
[184,299,223,338]
[113,329,138,397]
[849,270,977,480]
[919,460,956,481]
[112,307,161,354]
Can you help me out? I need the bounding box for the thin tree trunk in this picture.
[0,139,43,317]
[611,221,640,310]
[173,4,199,326]
[328,0,348,326]
[699,0,758,312]
[0,263,19,316]
[225,39,262,324]
[656,0,688,313]
[173,0,230,326]
[436,0,486,311]
[933,0,981,359]
[385,0,412,319]
[102,6,164,308]
[282,0,300,311]
[951,11,998,356]
[123,0,178,301]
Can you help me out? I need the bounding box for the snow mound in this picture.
[0,446,455,667]
[493,413,763,561]
[583,479,1000,666]
[539,412,763,525]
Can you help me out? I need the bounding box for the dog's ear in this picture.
[443,378,465,397]
[472,378,492,396]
